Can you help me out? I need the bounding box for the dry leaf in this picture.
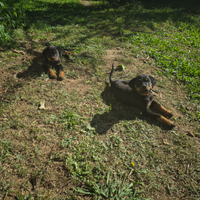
[39,100,45,110]
[163,139,170,145]
[13,49,25,55]
[187,131,195,137]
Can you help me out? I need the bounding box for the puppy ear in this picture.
[42,46,49,56]
[149,76,156,88]
[128,78,136,89]
[55,46,64,57]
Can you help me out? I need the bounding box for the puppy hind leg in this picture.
[157,115,175,128]
[62,50,74,59]
[144,109,175,128]
[151,101,173,118]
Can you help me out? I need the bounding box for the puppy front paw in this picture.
[57,69,64,81]
[48,68,57,79]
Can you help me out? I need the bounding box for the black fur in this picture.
[109,64,175,128]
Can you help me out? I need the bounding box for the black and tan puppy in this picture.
[42,45,74,81]
[110,64,175,128]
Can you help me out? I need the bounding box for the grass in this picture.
[0,0,200,199]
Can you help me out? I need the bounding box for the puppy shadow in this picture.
[90,82,140,135]
[90,82,171,135]
[16,50,45,79]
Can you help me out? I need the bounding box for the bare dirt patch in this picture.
[62,78,91,95]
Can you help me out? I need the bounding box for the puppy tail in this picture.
[109,64,115,83]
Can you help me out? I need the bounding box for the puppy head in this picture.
[44,46,59,62]
[128,74,156,95]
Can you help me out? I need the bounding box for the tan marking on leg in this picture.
[147,98,154,109]
[57,69,64,81]
[65,51,74,55]
[56,63,61,65]
[64,51,74,59]
[48,69,57,79]
[152,102,173,118]
[157,116,175,128]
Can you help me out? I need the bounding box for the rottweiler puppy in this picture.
[42,45,74,81]
[109,64,175,128]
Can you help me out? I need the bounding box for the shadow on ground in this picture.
[23,0,200,44]
[16,50,44,79]
[3,0,200,51]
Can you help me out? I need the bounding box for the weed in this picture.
[0,139,13,163]
[75,171,147,199]
[59,109,80,130]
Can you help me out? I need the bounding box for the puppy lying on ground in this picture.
[42,45,74,81]
[109,64,175,128]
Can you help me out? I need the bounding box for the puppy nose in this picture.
[142,84,146,88]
